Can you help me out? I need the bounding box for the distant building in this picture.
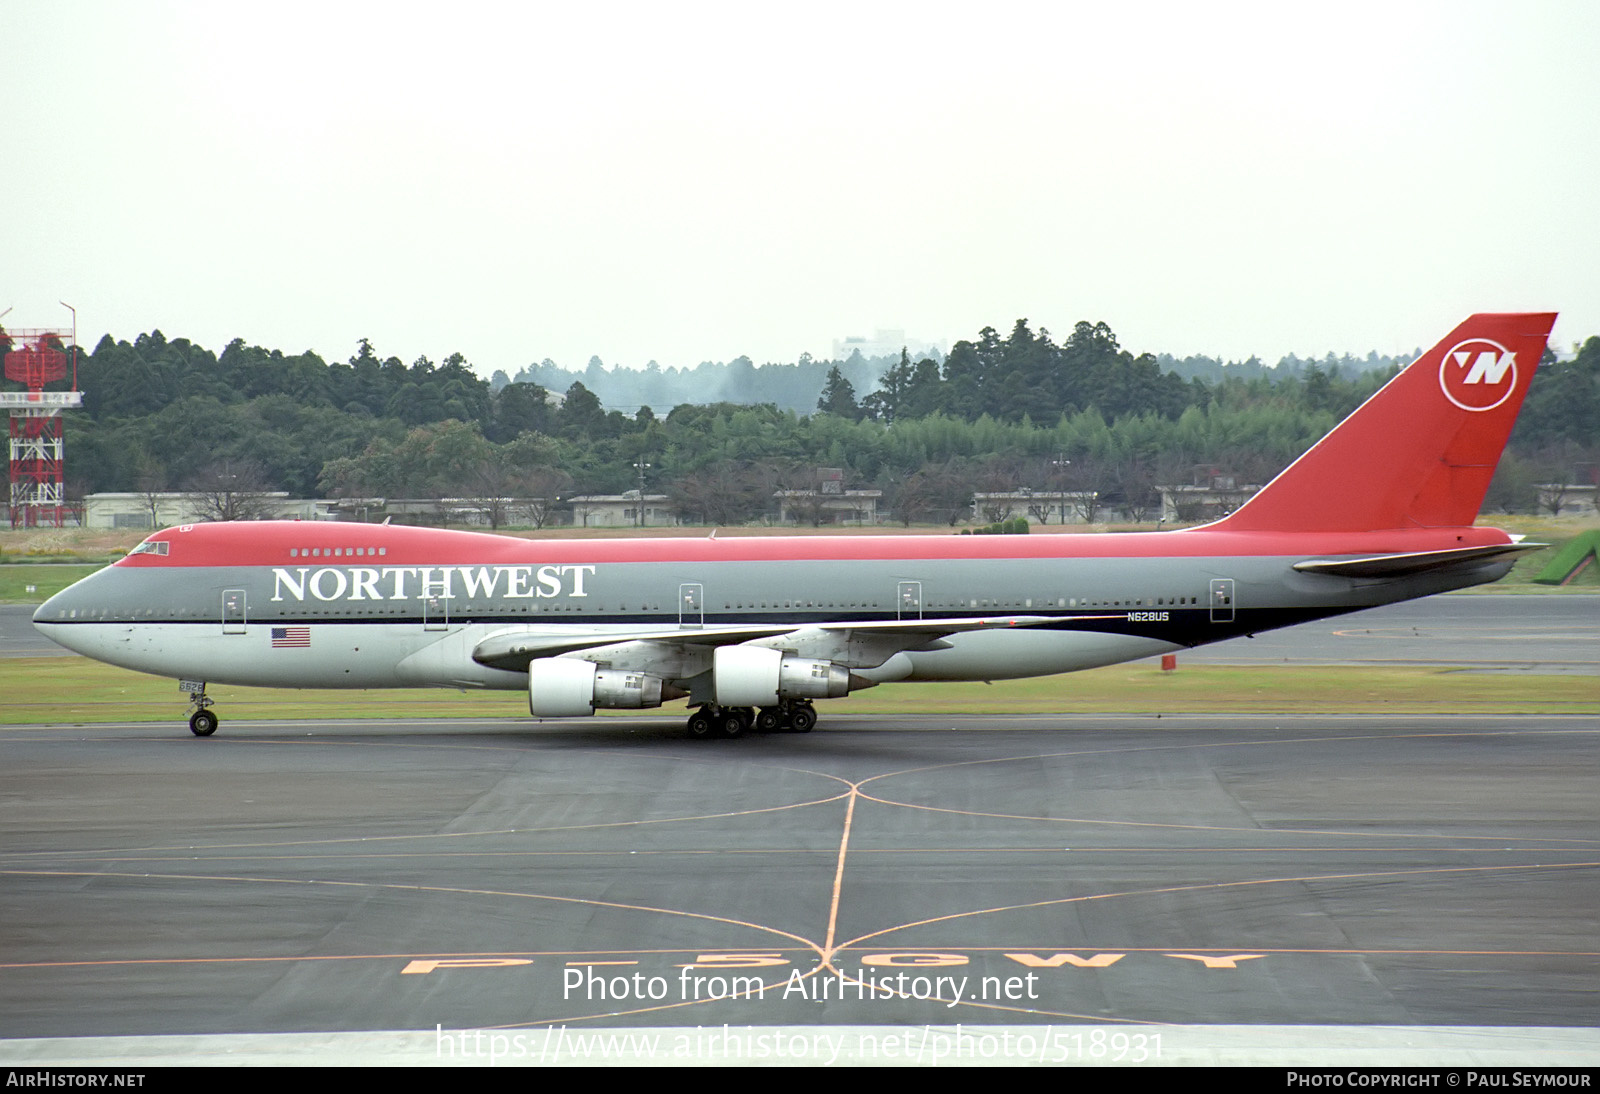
[773,467,881,525]
[82,492,322,529]
[971,490,1104,525]
[1158,482,1262,523]
[82,493,562,529]
[1537,483,1597,517]
[832,329,945,363]
[381,498,556,527]
[774,488,882,525]
[569,491,679,528]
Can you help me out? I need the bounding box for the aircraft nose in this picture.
[34,585,81,648]
[34,562,125,625]
[34,583,82,624]
[32,570,111,654]
[35,589,61,624]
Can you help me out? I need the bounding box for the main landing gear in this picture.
[685,700,817,739]
[181,680,219,737]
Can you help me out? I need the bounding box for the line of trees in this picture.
[7,320,1593,525]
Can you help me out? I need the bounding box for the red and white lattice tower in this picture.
[2,328,83,528]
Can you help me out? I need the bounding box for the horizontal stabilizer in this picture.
[1292,542,1544,578]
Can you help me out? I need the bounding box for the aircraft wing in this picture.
[470,614,1095,673]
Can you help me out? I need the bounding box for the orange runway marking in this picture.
[822,782,860,963]
[836,860,1600,950]
[853,789,1600,845]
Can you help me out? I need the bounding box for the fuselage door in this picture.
[679,583,703,629]
[422,594,449,632]
[222,588,247,635]
[897,580,923,620]
[1209,578,1235,623]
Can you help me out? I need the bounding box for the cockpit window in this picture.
[128,540,170,556]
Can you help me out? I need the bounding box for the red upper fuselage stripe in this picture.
[115,521,1517,568]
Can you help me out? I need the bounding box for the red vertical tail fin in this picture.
[1212,312,1557,533]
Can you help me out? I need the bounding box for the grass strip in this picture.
[0,565,101,603]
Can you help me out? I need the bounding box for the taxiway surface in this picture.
[1,712,1595,1064]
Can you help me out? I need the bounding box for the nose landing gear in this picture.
[181,680,218,736]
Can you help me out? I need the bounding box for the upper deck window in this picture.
[291,546,384,557]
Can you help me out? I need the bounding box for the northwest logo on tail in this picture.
[1439,338,1517,411]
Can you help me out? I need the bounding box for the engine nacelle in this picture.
[713,645,851,707]
[528,658,665,717]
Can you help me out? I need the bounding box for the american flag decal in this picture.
[271,626,311,648]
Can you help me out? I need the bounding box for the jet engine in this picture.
[713,645,851,708]
[528,658,672,717]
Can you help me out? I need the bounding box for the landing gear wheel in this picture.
[687,708,715,739]
[718,708,751,739]
[182,681,217,737]
[788,705,816,733]
[754,707,782,733]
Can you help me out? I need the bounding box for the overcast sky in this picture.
[5,1,1597,379]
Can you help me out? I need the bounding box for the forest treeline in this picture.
[6,319,1595,525]
[501,325,1420,417]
